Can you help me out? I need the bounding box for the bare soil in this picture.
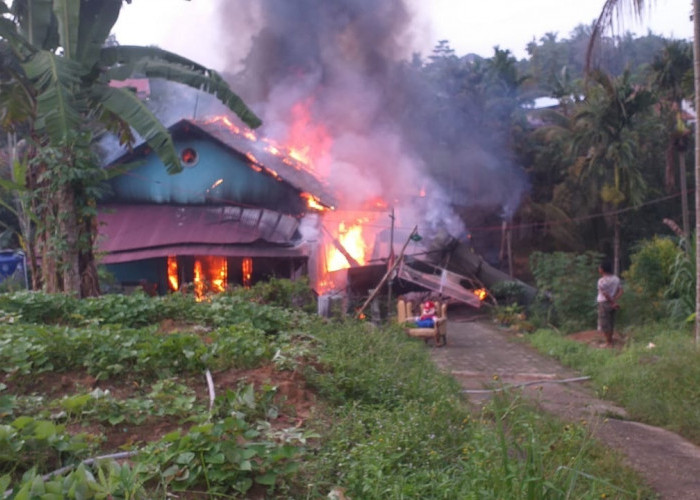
[429,310,700,499]
[2,363,319,452]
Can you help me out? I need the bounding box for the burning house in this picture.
[97,117,336,298]
[99,0,534,306]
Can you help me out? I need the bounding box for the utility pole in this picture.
[387,207,395,316]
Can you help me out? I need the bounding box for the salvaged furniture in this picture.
[397,299,448,347]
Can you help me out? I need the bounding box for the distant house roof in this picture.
[98,204,308,264]
[109,78,150,98]
[523,96,560,110]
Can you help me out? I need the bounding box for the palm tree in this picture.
[588,0,700,347]
[0,0,261,296]
[649,40,693,241]
[572,69,656,274]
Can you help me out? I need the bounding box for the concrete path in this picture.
[429,316,700,499]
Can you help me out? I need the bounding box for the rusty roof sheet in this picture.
[98,204,302,261]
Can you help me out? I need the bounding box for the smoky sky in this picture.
[214,0,527,238]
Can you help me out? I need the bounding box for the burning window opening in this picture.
[167,255,179,291]
[181,147,198,167]
[192,256,228,301]
[193,260,204,301]
[242,257,253,288]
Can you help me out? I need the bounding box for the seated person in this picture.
[414,300,438,328]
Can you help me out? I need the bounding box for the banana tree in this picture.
[0,0,261,296]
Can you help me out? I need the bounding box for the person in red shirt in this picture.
[415,300,438,328]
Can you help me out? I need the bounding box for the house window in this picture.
[181,147,198,167]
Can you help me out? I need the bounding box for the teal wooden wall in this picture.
[105,138,306,213]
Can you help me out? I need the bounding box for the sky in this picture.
[113,0,694,71]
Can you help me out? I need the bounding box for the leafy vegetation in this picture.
[0,288,651,498]
[529,251,601,331]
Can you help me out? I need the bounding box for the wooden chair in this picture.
[397,299,448,347]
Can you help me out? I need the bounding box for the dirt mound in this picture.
[568,329,625,348]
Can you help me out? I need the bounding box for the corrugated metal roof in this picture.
[98,204,302,261]
[190,119,335,207]
[397,263,483,308]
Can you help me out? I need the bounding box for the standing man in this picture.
[597,261,623,347]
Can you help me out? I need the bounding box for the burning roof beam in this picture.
[322,225,361,268]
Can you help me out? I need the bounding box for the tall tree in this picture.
[572,69,656,274]
[588,0,700,347]
[649,40,693,241]
[0,0,261,297]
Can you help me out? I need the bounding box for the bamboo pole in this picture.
[355,225,417,319]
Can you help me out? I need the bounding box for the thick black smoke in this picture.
[216,0,527,239]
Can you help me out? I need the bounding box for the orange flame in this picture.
[167,256,179,291]
[364,196,389,210]
[474,288,488,301]
[242,257,253,288]
[327,223,367,272]
[193,256,228,300]
[205,115,241,134]
[266,145,281,156]
[193,260,204,302]
[285,99,332,173]
[301,192,327,211]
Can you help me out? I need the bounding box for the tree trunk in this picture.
[7,132,39,289]
[679,148,690,243]
[79,207,101,297]
[58,182,81,295]
[693,0,700,348]
[665,139,676,193]
[613,212,620,277]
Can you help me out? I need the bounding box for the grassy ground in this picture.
[527,321,700,445]
[0,289,654,498]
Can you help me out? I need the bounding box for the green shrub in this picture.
[529,251,601,332]
[621,236,681,323]
[0,291,77,323]
[490,280,528,305]
[624,236,679,298]
[666,235,696,321]
[236,277,317,313]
